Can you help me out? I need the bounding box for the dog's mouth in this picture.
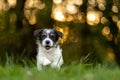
[45,45,51,50]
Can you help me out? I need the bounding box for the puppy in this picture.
[34,29,64,70]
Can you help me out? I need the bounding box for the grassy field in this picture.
[0,63,120,80]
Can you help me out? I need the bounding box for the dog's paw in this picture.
[43,57,51,66]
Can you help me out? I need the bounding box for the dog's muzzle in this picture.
[44,40,58,50]
[44,40,52,50]
[45,45,51,50]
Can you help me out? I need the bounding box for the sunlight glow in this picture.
[54,11,65,22]
[66,15,74,21]
[74,0,83,5]
[24,0,45,25]
[98,3,105,11]
[7,0,17,8]
[51,5,66,22]
[102,26,110,36]
[106,34,113,41]
[97,0,106,11]
[107,48,115,60]
[87,11,100,25]
[29,14,37,25]
[51,0,84,22]
[87,13,96,21]
[53,0,62,4]
[25,0,45,9]
[77,12,85,23]
[101,17,108,24]
[66,4,78,14]
[67,0,75,4]
[112,15,119,22]
[112,5,118,13]
[54,26,69,43]
[117,21,120,31]
[108,52,115,60]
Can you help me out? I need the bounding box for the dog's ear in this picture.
[57,31,63,38]
[34,29,42,36]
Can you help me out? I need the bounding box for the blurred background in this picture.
[0,0,120,66]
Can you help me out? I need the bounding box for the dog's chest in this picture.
[38,47,62,61]
[44,52,56,60]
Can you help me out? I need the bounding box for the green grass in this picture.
[0,63,120,80]
[0,54,119,80]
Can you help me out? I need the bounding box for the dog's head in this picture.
[34,29,63,50]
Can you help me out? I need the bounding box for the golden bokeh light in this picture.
[107,47,115,60]
[98,3,105,11]
[66,14,74,22]
[77,12,85,23]
[67,0,75,5]
[51,6,66,22]
[3,3,9,11]
[0,1,2,11]
[87,13,96,21]
[66,4,78,14]
[53,10,65,22]
[88,0,96,7]
[33,0,45,9]
[7,0,17,8]
[108,52,115,60]
[24,9,37,25]
[106,34,113,41]
[25,0,45,9]
[53,0,62,4]
[51,0,83,22]
[29,14,37,25]
[112,15,119,23]
[24,0,45,25]
[25,0,34,9]
[65,12,85,23]
[102,26,110,36]
[0,0,10,11]
[74,0,83,5]
[87,6,94,11]
[24,10,31,20]
[66,0,83,6]
[112,5,119,13]
[0,0,17,11]
[101,17,108,24]
[117,21,120,30]
[54,26,69,43]
[87,11,101,25]
[96,0,106,4]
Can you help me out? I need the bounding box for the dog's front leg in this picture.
[51,62,60,69]
[51,57,63,69]
[37,57,45,70]
[37,59,42,70]
[37,57,51,70]
[43,57,51,66]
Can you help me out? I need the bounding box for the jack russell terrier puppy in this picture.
[34,29,64,70]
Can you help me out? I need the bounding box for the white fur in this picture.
[36,40,63,70]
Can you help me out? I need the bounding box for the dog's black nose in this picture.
[46,40,50,44]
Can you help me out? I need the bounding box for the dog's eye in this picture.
[41,34,46,38]
[50,34,55,38]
